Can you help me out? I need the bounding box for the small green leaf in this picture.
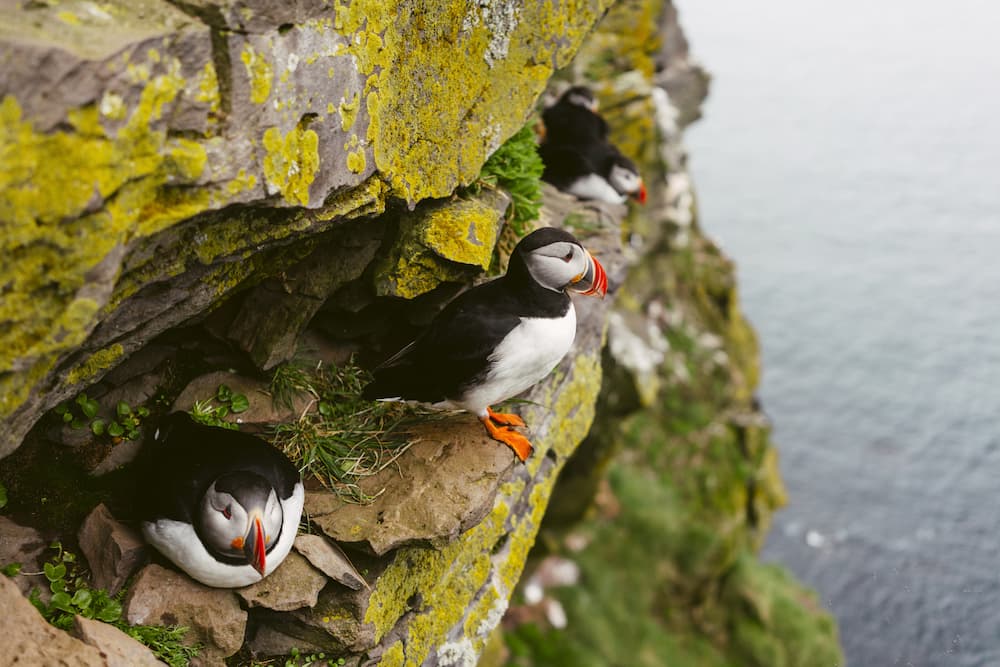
[80,398,99,419]
[62,412,73,423]
[216,384,233,402]
[318,401,334,417]
[50,578,65,593]
[95,599,122,623]
[137,406,150,417]
[70,419,86,430]
[215,405,229,419]
[108,422,124,437]
[229,394,250,413]
[50,591,73,613]
[54,404,68,416]
[61,551,75,564]
[1,562,21,577]
[75,393,89,407]
[90,419,105,436]
[44,562,66,582]
[116,401,132,418]
[71,589,92,610]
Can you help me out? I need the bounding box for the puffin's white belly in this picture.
[566,174,626,204]
[141,483,304,588]
[457,305,577,415]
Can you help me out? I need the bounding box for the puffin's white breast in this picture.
[566,174,626,204]
[457,305,577,414]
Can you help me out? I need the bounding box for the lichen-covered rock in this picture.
[124,564,247,664]
[78,503,147,596]
[1,0,613,458]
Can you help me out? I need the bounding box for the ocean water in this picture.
[675,1,1000,665]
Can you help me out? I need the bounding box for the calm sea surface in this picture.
[676,1,1000,665]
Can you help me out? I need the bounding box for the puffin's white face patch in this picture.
[524,241,592,293]
[608,164,641,196]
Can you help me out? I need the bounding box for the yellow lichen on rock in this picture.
[240,43,274,105]
[262,122,321,206]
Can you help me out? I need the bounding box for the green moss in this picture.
[474,124,544,236]
[66,343,125,384]
[262,121,321,206]
[240,43,273,105]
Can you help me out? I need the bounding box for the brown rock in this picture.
[171,371,311,432]
[0,516,49,595]
[237,551,326,612]
[72,615,166,666]
[305,417,515,556]
[78,504,147,596]
[124,564,247,664]
[294,534,368,591]
[0,575,106,666]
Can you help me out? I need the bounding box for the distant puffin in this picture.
[540,141,647,205]
[541,85,609,145]
[137,412,304,588]
[362,227,608,462]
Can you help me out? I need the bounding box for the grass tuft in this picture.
[268,361,427,503]
[470,122,545,238]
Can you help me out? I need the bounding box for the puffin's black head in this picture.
[605,152,647,205]
[198,470,283,576]
[508,227,607,298]
[559,85,599,113]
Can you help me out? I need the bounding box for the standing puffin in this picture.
[540,141,647,206]
[136,412,304,588]
[362,227,608,462]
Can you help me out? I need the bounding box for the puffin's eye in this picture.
[562,250,574,262]
[221,505,232,520]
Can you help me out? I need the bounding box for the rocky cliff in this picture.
[0,0,843,665]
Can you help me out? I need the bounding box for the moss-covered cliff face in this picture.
[0,1,842,665]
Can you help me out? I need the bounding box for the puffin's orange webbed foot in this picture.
[487,406,526,428]
[480,415,533,462]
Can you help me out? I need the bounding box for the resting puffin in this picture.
[540,141,647,206]
[362,227,608,462]
[136,412,304,588]
[541,85,609,146]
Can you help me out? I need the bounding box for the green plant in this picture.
[54,395,149,442]
[471,122,545,237]
[24,542,200,666]
[189,384,250,430]
[269,361,424,503]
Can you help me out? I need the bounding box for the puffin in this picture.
[136,412,304,588]
[362,227,608,462]
[539,141,647,205]
[541,85,609,146]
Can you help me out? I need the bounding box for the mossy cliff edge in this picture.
[0,0,844,665]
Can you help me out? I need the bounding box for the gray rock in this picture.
[0,516,49,596]
[77,503,147,596]
[236,551,326,612]
[171,371,310,432]
[0,575,106,665]
[305,418,515,556]
[72,615,167,666]
[245,623,328,658]
[294,533,367,591]
[124,564,247,663]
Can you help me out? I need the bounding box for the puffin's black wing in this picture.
[363,280,522,404]
[136,413,300,524]
[539,143,601,190]
[542,102,609,146]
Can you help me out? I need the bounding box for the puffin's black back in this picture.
[542,87,609,146]
[136,412,300,524]
[362,228,577,404]
[540,140,629,190]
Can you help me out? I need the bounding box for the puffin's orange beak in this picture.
[572,251,608,298]
[243,515,267,576]
[632,181,647,205]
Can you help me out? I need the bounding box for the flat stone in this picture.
[294,533,368,591]
[0,575,106,666]
[0,515,49,596]
[73,615,167,667]
[237,551,326,612]
[171,371,311,433]
[305,417,515,556]
[78,503,147,596]
[245,623,328,658]
[124,564,247,664]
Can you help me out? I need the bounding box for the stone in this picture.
[294,534,368,591]
[72,615,167,667]
[171,371,310,433]
[77,504,147,596]
[0,516,49,596]
[245,623,328,658]
[236,551,326,612]
[124,564,247,664]
[305,418,516,556]
[0,575,106,666]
